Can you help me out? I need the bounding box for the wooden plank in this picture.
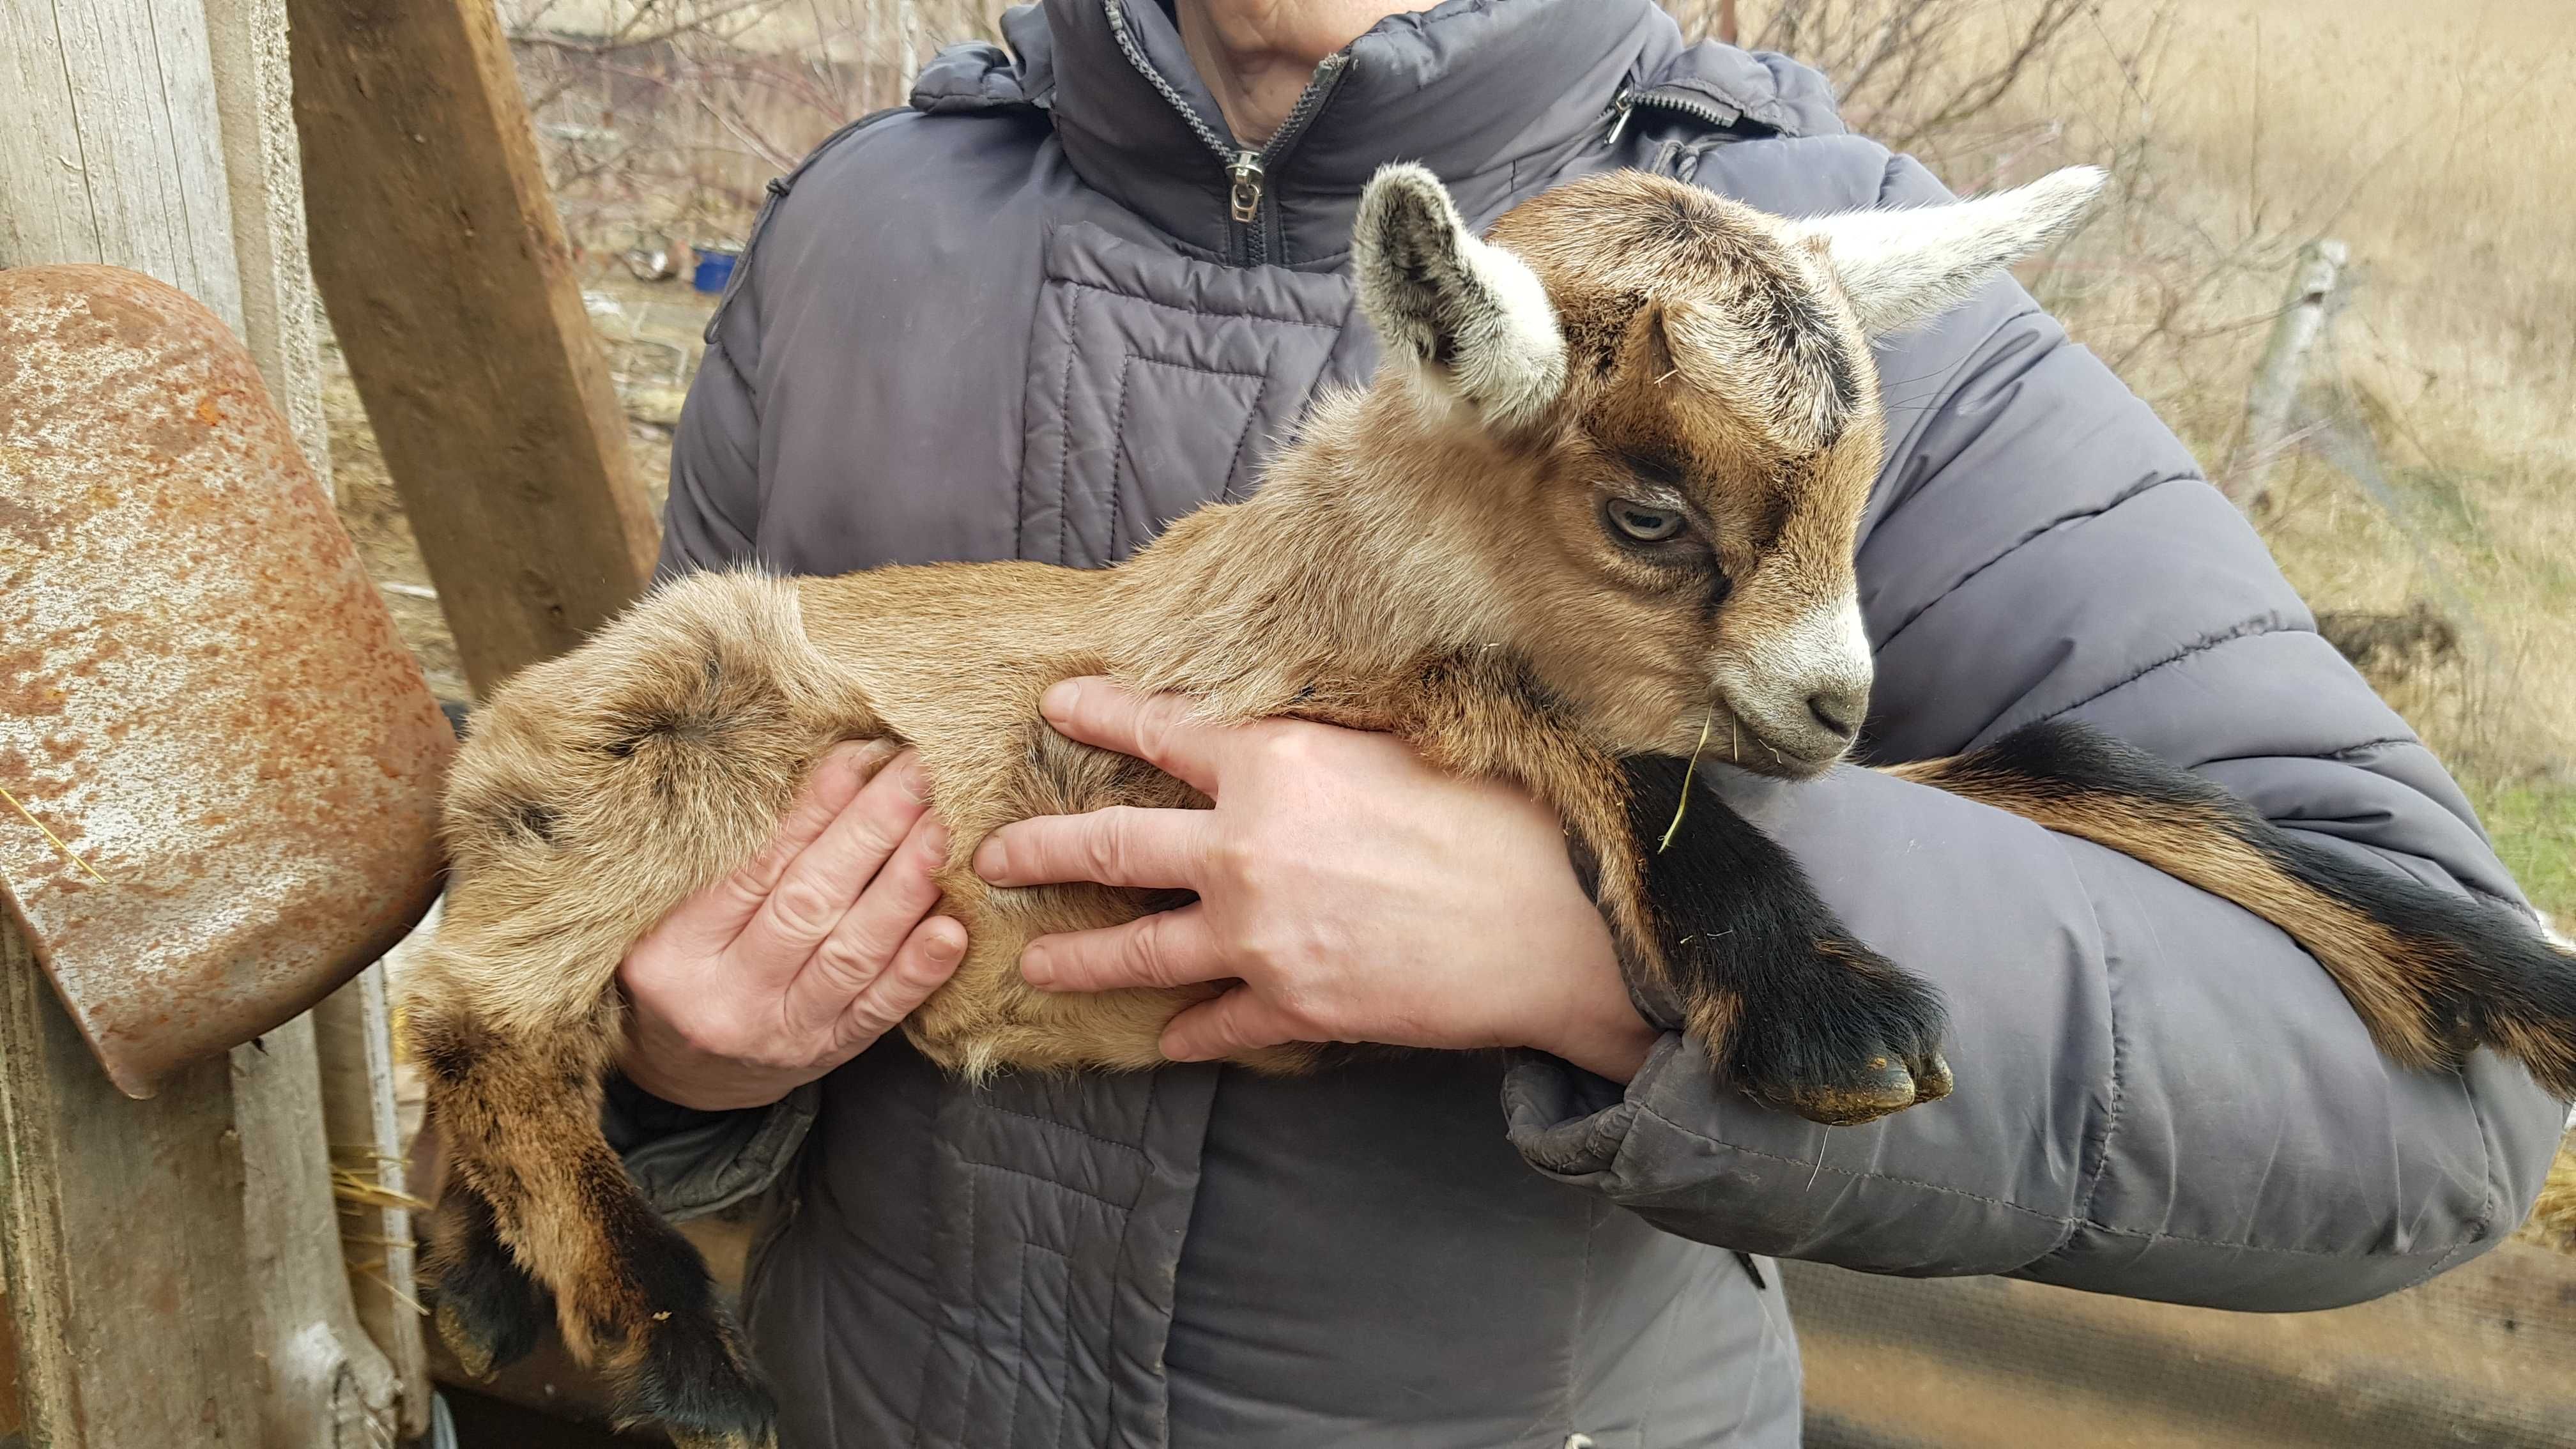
[0,0,96,268]
[0,3,420,1439]
[0,918,264,1448]
[201,0,334,485]
[314,965,434,1439]
[286,0,662,694]
[234,1019,407,1446]
[1,1292,21,1443]
[0,0,245,331]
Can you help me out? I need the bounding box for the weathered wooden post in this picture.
[0,919,266,1446]
[284,0,663,697]
[2225,238,2348,511]
[0,1,433,1443]
[898,0,927,93]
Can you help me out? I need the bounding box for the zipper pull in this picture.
[1604,89,1636,150]
[1228,151,1266,224]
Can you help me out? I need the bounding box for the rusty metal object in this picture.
[0,264,452,1098]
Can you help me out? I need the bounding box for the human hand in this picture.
[617,743,967,1110]
[973,678,1657,1081]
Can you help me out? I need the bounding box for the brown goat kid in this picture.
[403,165,2576,1448]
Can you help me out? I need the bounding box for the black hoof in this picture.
[424,1188,553,1377]
[1765,1054,1931,1126]
[620,1306,779,1449]
[1726,939,1951,1127]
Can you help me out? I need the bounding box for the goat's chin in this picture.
[1749,749,1844,782]
[1698,703,1847,781]
[1712,746,1842,782]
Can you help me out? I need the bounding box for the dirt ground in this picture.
[1795,1235,2576,1449]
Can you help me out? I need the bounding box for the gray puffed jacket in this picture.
[619,2,2570,1445]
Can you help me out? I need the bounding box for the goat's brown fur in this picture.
[1892,755,2454,1063]
[403,166,2576,1446]
[1896,726,2576,1094]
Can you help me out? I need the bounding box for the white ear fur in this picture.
[1352,162,1567,430]
[1795,165,2108,338]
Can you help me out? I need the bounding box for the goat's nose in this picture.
[1807,687,1864,741]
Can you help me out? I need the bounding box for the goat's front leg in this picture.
[1619,756,1949,1124]
[1361,652,1949,1124]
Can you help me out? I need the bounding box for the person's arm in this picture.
[1499,152,2567,1312]
[655,263,763,581]
[988,153,2566,1313]
[609,190,967,1221]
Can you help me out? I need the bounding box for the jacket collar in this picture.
[926,0,1814,266]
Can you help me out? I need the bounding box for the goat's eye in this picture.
[1606,500,1687,544]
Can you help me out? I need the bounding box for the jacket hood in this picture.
[912,0,1844,264]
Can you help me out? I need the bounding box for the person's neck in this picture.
[1172,0,1439,145]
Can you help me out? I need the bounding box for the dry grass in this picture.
[2121,0,2575,916]
[2120,0,2575,763]
[2528,1138,2576,1254]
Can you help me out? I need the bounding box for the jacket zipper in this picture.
[1604,86,1745,150]
[1101,0,1351,266]
[1233,52,1349,263]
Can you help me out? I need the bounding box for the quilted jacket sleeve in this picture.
[656,273,763,579]
[1504,153,2569,1312]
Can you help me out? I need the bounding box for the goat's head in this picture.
[1350,162,2104,776]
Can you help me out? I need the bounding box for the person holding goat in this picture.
[546,2,2569,1444]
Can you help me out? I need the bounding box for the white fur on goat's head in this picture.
[1352,162,1568,431]
[1346,163,2105,774]
[1790,165,2106,338]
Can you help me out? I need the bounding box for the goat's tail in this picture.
[1895,719,2576,1096]
[402,569,867,1449]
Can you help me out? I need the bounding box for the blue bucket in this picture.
[691,247,741,295]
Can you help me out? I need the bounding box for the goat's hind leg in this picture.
[1621,756,1951,1125]
[415,1010,778,1449]
[404,571,865,1446]
[1904,719,2576,1095]
[422,1176,555,1379]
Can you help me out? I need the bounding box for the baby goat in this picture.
[403,164,2576,1447]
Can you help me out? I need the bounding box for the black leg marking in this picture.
[1966,719,2576,1094]
[424,1183,555,1377]
[586,1155,778,1446]
[1623,756,1950,1124]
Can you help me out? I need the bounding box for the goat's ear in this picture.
[1353,163,1567,430]
[1794,165,2107,338]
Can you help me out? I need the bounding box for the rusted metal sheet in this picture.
[0,264,452,1098]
